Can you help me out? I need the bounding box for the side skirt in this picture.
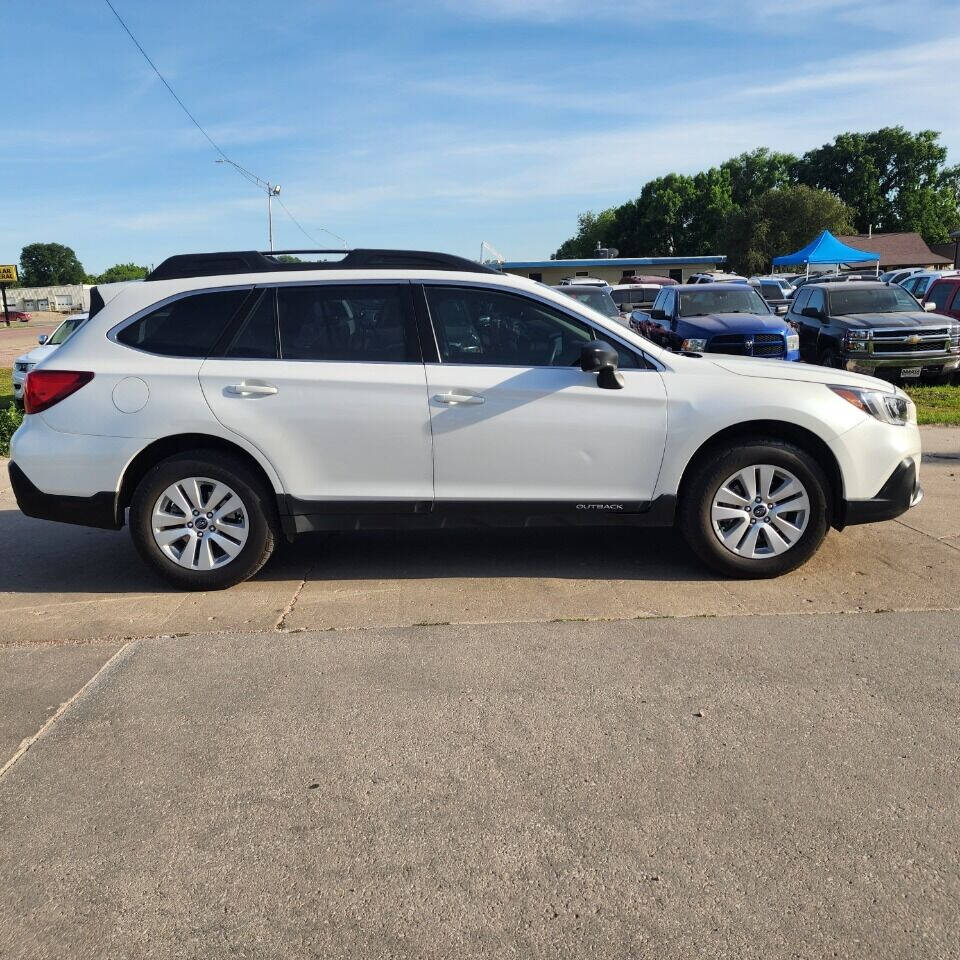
[278,495,678,536]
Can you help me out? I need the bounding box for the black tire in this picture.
[679,439,831,579]
[817,346,839,369]
[129,450,278,590]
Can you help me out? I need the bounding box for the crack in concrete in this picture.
[0,640,138,781]
[274,564,315,632]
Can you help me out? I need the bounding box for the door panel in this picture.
[425,365,667,502]
[200,360,433,500]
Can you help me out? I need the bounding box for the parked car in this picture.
[748,276,796,308]
[633,283,800,360]
[787,281,960,384]
[617,274,678,287]
[923,276,960,321]
[792,272,879,291]
[900,270,959,301]
[2,310,32,324]
[881,267,925,285]
[10,247,923,588]
[11,313,88,410]
[558,277,608,287]
[553,284,623,324]
[687,272,747,284]
[610,283,663,317]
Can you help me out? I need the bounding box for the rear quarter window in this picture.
[115,290,249,357]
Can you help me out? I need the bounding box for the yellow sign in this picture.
[0,265,17,284]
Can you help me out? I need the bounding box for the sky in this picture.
[5,0,960,274]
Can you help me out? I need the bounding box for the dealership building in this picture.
[498,255,727,286]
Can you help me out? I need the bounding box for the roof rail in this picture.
[145,248,498,282]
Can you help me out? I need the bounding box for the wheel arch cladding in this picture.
[677,420,843,527]
[117,434,279,520]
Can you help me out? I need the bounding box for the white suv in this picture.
[9,248,923,589]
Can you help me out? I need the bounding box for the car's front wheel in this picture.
[129,451,278,590]
[679,440,831,579]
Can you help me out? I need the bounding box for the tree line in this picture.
[553,127,960,275]
[15,242,149,287]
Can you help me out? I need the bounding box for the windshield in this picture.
[558,287,619,319]
[678,287,768,317]
[829,286,920,315]
[48,316,86,345]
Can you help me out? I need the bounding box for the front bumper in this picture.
[8,461,122,529]
[838,458,922,528]
[844,353,959,377]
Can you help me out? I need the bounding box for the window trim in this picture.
[419,280,659,371]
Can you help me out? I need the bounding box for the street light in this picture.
[215,157,281,252]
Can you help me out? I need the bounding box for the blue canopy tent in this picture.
[772,229,880,278]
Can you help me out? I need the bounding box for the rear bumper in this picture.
[8,461,122,529]
[838,458,922,528]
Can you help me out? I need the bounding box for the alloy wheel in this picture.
[151,476,249,570]
[710,464,810,559]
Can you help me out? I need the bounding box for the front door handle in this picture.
[224,382,278,397]
[433,392,485,405]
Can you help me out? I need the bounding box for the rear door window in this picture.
[276,284,419,362]
[116,290,249,357]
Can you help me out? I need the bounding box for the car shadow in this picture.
[1,508,718,595]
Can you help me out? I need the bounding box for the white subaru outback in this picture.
[9,248,922,590]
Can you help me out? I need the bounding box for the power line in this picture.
[101,0,346,248]
[276,197,348,249]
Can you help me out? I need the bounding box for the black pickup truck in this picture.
[786,281,960,384]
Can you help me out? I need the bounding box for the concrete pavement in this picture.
[1,612,958,959]
[2,425,958,645]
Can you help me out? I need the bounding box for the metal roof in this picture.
[500,255,726,270]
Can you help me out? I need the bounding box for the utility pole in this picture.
[216,158,281,251]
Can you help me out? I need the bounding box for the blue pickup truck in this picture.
[632,282,800,361]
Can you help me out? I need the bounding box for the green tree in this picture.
[795,127,958,239]
[723,185,855,276]
[720,148,797,208]
[19,242,86,287]
[93,262,149,284]
[553,208,618,259]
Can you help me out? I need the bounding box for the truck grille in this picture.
[708,333,784,358]
[870,327,951,354]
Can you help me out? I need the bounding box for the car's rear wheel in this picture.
[679,440,831,579]
[129,451,278,590]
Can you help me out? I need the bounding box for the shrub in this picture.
[0,404,23,457]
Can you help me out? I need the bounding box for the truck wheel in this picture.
[129,450,278,590]
[817,346,840,369]
[679,440,831,579]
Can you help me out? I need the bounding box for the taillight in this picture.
[24,370,94,414]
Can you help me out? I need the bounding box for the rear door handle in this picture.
[433,392,485,405]
[225,382,278,397]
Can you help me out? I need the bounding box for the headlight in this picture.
[681,338,708,352]
[829,385,916,426]
[786,333,799,351]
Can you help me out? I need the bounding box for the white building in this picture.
[3,284,91,313]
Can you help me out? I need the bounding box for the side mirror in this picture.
[775,304,788,315]
[579,340,624,390]
[37,334,48,345]
[801,307,823,321]
[923,301,936,312]
[649,308,666,321]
